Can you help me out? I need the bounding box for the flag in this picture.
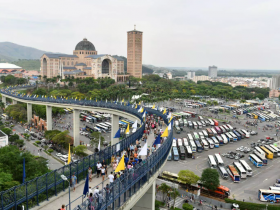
[98,135,101,151]
[161,127,168,137]
[114,128,121,138]
[167,112,172,119]
[168,116,173,123]
[168,122,172,130]
[152,104,155,109]
[83,174,89,196]
[23,158,26,183]
[122,99,124,102]
[154,134,161,145]
[115,155,125,172]
[132,120,137,129]
[138,101,141,105]
[126,124,130,134]
[163,109,166,114]
[142,111,146,118]
[67,144,71,164]
[135,104,138,109]
[138,143,147,156]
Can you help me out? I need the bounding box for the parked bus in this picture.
[269,145,280,157]
[233,130,241,140]
[167,151,172,161]
[211,137,220,148]
[186,145,193,158]
[193,122,198,129]
[221,134,229,144]
[193,132,200,140]
[214,126,222,134]
[226,124,233,131]
[260,146,274,159]
[208,119,214,126]
[172,147,179,161]
[183,138,189,147]
[201,139,209,150]
[227,165,240,182]
[211,128,217,136]
[254,149,268,166]
[206,138,215,149]
[233,162,247,179]
[249,154,263,167]
[178,146,186,160]
[218,166,229,179]
[219,126,226,134]
[264,145,278,158]
[214,154,224,166]
[187,133,193,142]
[197,121,203,129]
[202,130,208,138]
[198,132,204,139]
[195,140,203,152]
[188,121,193,128]
[229,132,238,141]
[172,139,177,147]
[258,189,280,202]
[239,159,253,176]
[213,119,219,126]
[216,135,223,145]
[269,186,280,191]
[206,128,214,137]
[240,129,250,138]
[223,125,230,132]
[177,138,183,147]
[208,155,217,168]
[225,132,233,143]
[189,140,197,153]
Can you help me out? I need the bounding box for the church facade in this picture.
[40,38,125,81]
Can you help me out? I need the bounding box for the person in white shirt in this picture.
[93,186,99,196]
[96,162,102,178]
[108,172,114,183]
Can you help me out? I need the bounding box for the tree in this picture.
[158,183,171,202]
[52,130,72,148]
[5,104,27,122]
[9,134,20,143]
[90,132,105,148]
[240,99,246,103]
[0,170,20,191]
[178,170,200,189]
[200,168,220,191]
[182,203,193,210]
[74,145,87,157]
[2,128,12,136]
[256,93,265,100]
[169,188,180,208]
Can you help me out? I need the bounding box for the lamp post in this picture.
[61,175,71,210]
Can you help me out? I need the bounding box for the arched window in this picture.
[80,52,81,54]
[82,52,84,54]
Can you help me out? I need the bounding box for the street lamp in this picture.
[61,175,71,210]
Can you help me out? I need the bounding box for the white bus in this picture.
[104,122,112,127]
[193,122,198,129]
[269,145,280,157]
[197,121,203,129]
[187,133,193,141]
[225,132,233,143]
[172,139,177,147]
[202,130,208,138]
[239,159,253,176]
[255,147,266,159]
[218,166,229,179]
[211,128,217,136]
[183,138,189,147]
[189,140,197,153]
[193,132,200,140]
[233,162,247,179]
[249,154,263,167]
[269,186,280,191]
[229,132,238,141]
[98,123,110,130]
[220,126,226,133]
[208,155,217,168]
[221,134,229,144]
[208,119,214,126]
[201,139,209,150]
[226,124,233,131]
[198,132,204,139]
[265,145,279,157]
[96,124,109,131]
[206,138,215,149]
[241,129,250,138]
[186,145,193,158]
[177,138,183,147]
[223,125,230,132]
[214,154,224,166]
[211,137,220,148]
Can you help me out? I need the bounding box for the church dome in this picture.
[75,38,95,51]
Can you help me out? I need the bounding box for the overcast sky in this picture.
[1,0,279,70]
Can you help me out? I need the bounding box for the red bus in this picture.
[184,111,197,118]
[213,119,219,126]
[227,165,240,183]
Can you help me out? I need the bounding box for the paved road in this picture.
[162,100,280,203]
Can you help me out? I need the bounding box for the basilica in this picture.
[40,38,125,81]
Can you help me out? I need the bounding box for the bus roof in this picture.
[228,165,239,176]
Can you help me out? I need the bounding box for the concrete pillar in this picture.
[133,181,155,210]
[46,105,52,130]
[2,96,6,107]
[73,109,80,147]
[12,99,17,105]
[111,114,119,145]
[27,103,32,123]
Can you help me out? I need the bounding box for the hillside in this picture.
[0,42,47,61]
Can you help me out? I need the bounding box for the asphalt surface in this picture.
[162,100,280,203]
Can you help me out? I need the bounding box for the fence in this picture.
[0,87,147,210]
[70,108,173,210]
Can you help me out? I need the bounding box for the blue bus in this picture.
[233,130,241,140]
[172,147,179,161]
[249,154,263,167]
[195,140,203,153]
[258,115,266,122]
[259,189,280,202]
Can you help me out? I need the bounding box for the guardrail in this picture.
[71,108,173,210]
[0,87,146,210]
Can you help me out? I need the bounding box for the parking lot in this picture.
[163,106,280,203]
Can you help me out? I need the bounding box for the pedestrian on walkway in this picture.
[96,161,102,178]
[101,166,106,181]
[60,204,66,210]
[88,167,92,182]
[108,171,114,183]
[71,173,77,192]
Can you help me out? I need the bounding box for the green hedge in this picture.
[182,203,193,210]
[225,198,280,210]
[47,149,54,153]
[155,200,164,210]
[35,140,41,144]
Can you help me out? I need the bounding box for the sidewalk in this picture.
[31,126,159,210]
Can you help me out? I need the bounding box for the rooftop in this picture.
[43,53,78,58]
[0,63,22,69]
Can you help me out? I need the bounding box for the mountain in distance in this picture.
[0,42,49,61]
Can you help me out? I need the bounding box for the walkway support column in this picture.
[2,96,6,107]
[12,99,17,105]
[27,103,32,123]
[111,114,119,145]
[46,105,52,130]
[133,181,155,210]
[73,109,80,147]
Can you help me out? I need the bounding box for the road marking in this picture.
[263,179,268,182]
